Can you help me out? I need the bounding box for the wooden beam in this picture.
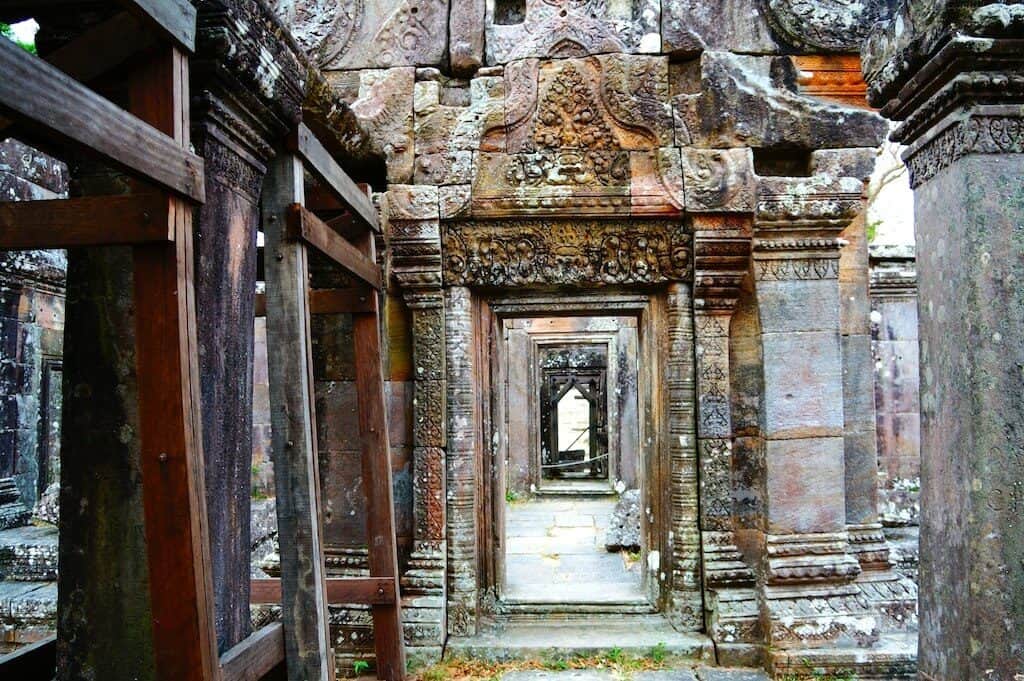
[352,231,406,681]
[287,124,379,233]
[286,204,382,290]
[250,578,397,606]
[130,47,219,681]
[219,623,285,681]
[0,38,205,202]
[262,153,335,681]
[46,12,157,85]
[0,194,173,250]
[254,287,374,318]
[0,635,56,679]
[115,0,196,53]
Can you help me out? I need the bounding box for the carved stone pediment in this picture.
[442,219,692,287]
[472,56,679,217]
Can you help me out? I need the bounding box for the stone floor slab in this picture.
[694,668,769,681]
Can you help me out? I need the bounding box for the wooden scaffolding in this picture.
[0,2,406,680]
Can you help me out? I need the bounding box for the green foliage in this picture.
[0,22,37,55]
[505,489,524,504]
[648,642,667,664]
[605,647,624,664]
[352,659,371,675]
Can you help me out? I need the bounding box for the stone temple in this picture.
[0,0,1021,680]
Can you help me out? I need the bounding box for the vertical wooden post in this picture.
[352,232,407,680]
[128,47,219,681]
[261,151,335,681]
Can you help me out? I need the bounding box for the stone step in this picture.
[769,632,918,680]
[447,615,715,663]
[0,525,59,581]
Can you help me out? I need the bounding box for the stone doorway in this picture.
[497,315,646,608]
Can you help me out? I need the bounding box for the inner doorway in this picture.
[495,314,647,607]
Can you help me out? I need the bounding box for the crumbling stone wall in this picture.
[0,139,67,511]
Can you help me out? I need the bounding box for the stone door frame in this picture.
[444,285,703,633]
[487,296,651,608]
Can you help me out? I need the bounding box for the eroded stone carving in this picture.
[766,0,891,53]
[443,220,692,287]
[347,68,416,183]
[485,0,661,64]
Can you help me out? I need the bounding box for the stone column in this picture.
[665,282,703,631]
[386,186,448,655]
[192,4,305,650]
[752,176,867,655]
[691,217,759,666]
[864,5,1024,678]
[445,285,477,637]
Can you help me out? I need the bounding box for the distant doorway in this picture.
[493,313,647,608]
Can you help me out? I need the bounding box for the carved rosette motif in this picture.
[443,220,692,287]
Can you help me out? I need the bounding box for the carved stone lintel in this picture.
[443,220,692,288]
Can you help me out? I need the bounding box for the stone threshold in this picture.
[446,615,714,663]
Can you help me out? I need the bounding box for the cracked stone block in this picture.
[485,0,661,65]
[662,0,778,55]
[284,0,448,70]
[345,68,417,184]
[675,52,888,150]
[604,489,641,551]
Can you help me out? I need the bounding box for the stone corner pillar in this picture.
[384,186,449,654]
[751,176,871,660]
[864,5,1024,679]
[690,215,762,667]
[191,1,305,653]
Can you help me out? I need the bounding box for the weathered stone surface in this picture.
[0,479,30,531]
[662,0,778,55]
[346,68,417,184]
[676,52,888,150]
[282,0,448,70]
[415,77,505,155]
[32,482,59,526]
[485,0,660,65]
[766,0,895,53]
[604,489,641,551]
[450,0,485,75]
[0,525,58,581]
[680,148,753,213]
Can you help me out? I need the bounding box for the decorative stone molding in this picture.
[665,284,703,631]
[445,287,478,637]
[763,532,862,585]
[387,187,448,647]
[765,0,892,52]
[903,108,1024,187]
[442,219,692,287]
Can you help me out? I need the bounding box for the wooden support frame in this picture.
[261,132,406,680]
[262,151,336,681]
[0,194,174,249]
[0,6,224,681]
[286,123,379,233]
[251,578,398,606]
[0,36,205,202]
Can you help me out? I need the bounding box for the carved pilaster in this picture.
[665,284,702,632]
[387,187,448,650]
[691,217,759,662]
[753,177,880,655]
[445,286,478,637]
